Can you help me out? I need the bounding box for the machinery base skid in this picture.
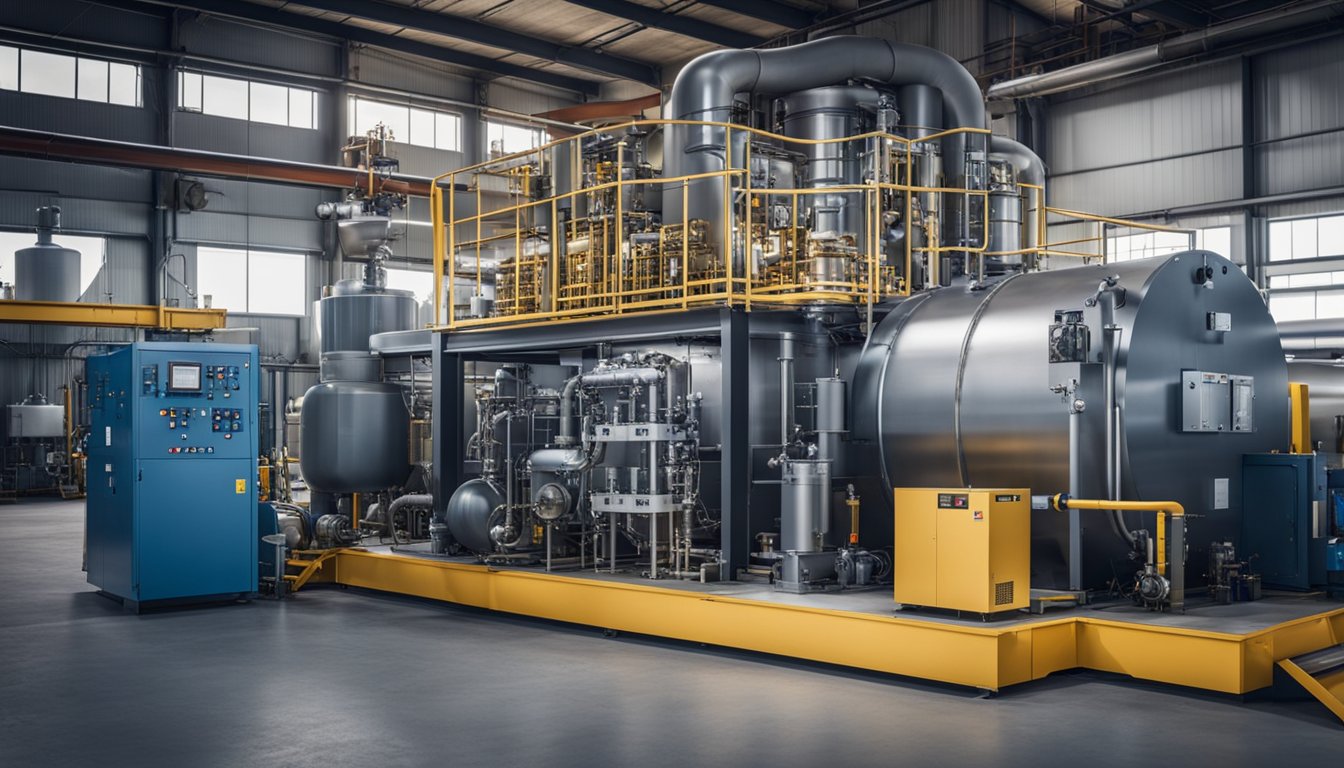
[315,549,1344,710]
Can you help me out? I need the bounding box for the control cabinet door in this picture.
[134,459,256,601]
[1243,462,1310,589]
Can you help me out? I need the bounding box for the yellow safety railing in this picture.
[429,119,1181,331]
[1040,206,1194,262]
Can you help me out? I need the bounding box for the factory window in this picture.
[196,246,306,316]
[0,231,106,297]
[486,119,546,157]
[0,45,140,106]
[1105,226,1231,263]
[384,267,434,305]
[178,71,317,129]
[1264,213,1344,322]
[348,95,461,152]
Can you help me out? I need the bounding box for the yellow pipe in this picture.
[1051,495,1183,580]
[1051,495,1184,518]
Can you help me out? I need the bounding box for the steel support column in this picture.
[719,307,750,580]
[433,344,466,523]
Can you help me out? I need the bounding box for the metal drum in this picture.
[854,251,1289,587]
[298,380,411,493]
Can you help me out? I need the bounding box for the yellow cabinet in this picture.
[893,488,1030,614]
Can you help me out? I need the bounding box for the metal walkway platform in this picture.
[315,548,1344,705]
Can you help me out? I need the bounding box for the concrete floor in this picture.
[1,499,1340,768]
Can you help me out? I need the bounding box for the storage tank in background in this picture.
[15,206,80,302]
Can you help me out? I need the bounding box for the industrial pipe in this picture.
[987,0,1344,100]
[665,35,987,249]
[0,125,440,197]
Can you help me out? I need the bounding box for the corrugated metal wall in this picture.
[1046,58,1243,216]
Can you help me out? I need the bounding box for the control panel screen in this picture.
[167,362,203,392]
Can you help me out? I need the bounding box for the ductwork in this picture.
[988,135,1044,187]
[987,0,1344,101]
[664,35,988,252]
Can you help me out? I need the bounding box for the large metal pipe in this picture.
[986,0,1344,100]
[0,125,439,197]
[665,36,987,251]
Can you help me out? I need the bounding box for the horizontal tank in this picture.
[299,380,411,493]
[853,251,1289,588]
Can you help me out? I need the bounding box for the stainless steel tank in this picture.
[853,251,1289,587]
[15,207,80,302]
[299,380,411,492]
[1286,360,1344,452]
[780,86,870,240]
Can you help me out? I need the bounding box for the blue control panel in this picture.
[86,342,259,607]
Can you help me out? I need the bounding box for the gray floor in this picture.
[1,499,1340,768]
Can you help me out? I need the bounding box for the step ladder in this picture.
[284,549,341,593]
[1278,643,1344,725]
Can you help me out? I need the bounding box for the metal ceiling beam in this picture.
[104,0,601,94]
[561,0,766,48]
[692,0,817,29]
[1126,0,1214,29]
[275,0,658,85]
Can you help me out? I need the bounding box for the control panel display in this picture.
[168,362,203,392]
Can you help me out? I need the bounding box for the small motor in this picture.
[314,514,359,548]
[1048,309,1090,364]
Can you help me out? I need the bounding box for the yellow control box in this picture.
[894,488,1030,614]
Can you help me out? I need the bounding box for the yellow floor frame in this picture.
[321,549,1344,696]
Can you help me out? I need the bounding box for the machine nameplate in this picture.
[590,423,688,442]
[937,493,969,509]
[589,493,680,514]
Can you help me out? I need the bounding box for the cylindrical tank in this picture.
[1285,360,1344,452]
[853,251,1289,587]
[298,380,411,493]
[16,207,80,302]
[780,86,870,240]
[780,459,830,552]
[445,477,507,553]
[298,276,418,494]
[987,190,1023,264]
[319,279,418,356]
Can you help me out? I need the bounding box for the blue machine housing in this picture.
[1242,453,1326,590]
[85,342,259,608]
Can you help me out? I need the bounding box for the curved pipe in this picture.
[1051,494,1184,518]
[665,36,987,247]
[988,135,1044,187]
[387,493,433,520]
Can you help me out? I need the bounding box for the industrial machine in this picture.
[894,488,1030,616]
[408,35,1292,610]
[85,342,259,609]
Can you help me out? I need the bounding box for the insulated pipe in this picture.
[665,36,987,249]
[988,135,1044,187]
[987,0,1344,100]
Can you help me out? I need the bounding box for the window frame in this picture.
[0,44,141,107]
[177,70,318,130]
[347,94,462,152]
[195,245,309,316]
[1263,212,1344,323]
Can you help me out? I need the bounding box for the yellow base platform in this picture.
[316,548,1344,699]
